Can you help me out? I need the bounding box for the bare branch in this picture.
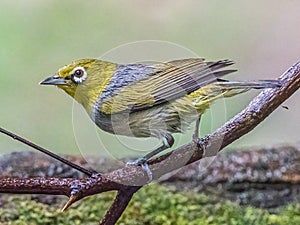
[0,174,124,197]
[100,186,141,225]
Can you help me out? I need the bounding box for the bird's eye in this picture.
[74,69,84,78]
[70,66,87,84]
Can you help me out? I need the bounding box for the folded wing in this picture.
[100,58,236,114]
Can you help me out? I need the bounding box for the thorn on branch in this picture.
[61,194,79,212]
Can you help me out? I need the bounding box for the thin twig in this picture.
[0,127,94,176]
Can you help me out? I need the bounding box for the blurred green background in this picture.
[0,0,299,158]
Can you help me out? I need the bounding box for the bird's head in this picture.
[40,59,117,113]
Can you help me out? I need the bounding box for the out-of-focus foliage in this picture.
[0,184,299,225]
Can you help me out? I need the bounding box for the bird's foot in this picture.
[127,157,147,166]
[193,136,209,157]
[127,158,153,182]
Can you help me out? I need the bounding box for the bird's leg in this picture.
[192,115,207,157]
[127,134,174,180]
[128,134,175,165]
[193,115,201,141]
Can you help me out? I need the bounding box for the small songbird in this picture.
[40,58,280,171]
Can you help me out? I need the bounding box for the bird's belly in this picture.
[94,98,203,139]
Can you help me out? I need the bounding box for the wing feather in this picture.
[100,58,236,114]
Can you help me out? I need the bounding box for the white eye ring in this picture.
[70,66,87,84]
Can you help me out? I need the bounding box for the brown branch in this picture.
[0,174,124,197]
[0,61,299,224]
[100,186,141,225]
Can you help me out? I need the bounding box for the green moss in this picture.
[0,184,299,225]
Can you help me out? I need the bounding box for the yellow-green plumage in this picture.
[40,58,280,162]
[56,59,117,114]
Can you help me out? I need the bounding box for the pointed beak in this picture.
[40,76,66,85]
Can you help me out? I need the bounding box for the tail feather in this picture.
[190,78,281,109]
[216,79,281,89]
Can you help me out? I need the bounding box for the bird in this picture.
[40,58,280,177]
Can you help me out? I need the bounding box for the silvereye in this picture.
[40,58,280,168]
